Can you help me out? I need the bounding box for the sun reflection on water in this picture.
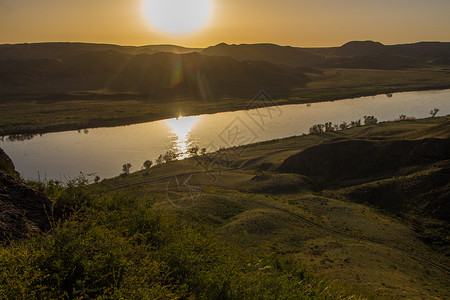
[166,116,199,159]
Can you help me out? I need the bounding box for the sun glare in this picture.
[166,116,199,159]
[143,0,213,35]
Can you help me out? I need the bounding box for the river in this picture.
[1,89,449,181]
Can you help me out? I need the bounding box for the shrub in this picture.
[309,124,324,134]
[430,108,439,117]
[155,155,164,165]
[163,150,178,163]
[142,160,153,169]
[122,163,132,175]
[339,121,349,130]
[363,116,378,125]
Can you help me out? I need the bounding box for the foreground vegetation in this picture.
[1,116,449,299]
[0,179,365,299]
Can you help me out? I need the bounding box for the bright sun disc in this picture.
[143,0,213,35]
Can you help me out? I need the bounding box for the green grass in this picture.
[0,183,366,299]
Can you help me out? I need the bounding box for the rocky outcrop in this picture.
[0,147,18,177]
[0,171,65,243]
[278,138,450,181]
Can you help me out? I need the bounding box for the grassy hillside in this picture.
[87,116,449,299]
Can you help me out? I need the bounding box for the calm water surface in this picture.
[1,89,449,181]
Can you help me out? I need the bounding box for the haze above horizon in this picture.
[1,0,450,47]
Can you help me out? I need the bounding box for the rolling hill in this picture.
[202,42,324,67]
[203,41,450,69]
[2,40,450,101]
[0,47,309,100]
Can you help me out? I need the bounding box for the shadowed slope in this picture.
[278,138,450,181]
[0,50,309,99]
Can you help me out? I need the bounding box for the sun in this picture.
[143,0,213,35]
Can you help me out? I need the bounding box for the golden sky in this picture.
[1,0,450,47]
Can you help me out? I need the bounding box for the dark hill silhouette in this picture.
[0,50,309,99]
[331,40,386,57]
[1,41,450,99]
[0,42,200,60]
[203,41,450,69]
[0,51,130,95]
[202,43,324,67]
[388,41,450,59]
[107,52,309,99]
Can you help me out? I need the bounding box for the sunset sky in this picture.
[1,0,450,47]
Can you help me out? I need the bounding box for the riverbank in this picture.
[2,67,450,136]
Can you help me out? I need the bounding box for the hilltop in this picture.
[203,40,450,69]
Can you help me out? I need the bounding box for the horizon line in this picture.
[1,40,449,49]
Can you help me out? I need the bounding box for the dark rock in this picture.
[0,147,18,177]
[0,171,65,243]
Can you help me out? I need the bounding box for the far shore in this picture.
[1,84,450,137]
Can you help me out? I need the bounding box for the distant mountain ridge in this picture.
[0,47,309,100]
[1,41,449,100]
[0,42,201,59]
[202,43,324,67]
[203,40,450,69]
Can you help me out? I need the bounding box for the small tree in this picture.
[163,150,178,163]
[430,108,439,117]
[142,160,153,169]
[398,114,407,121]
[324,122,334,132]
[122,163,132,175]
[189,146,199,156]
[94,175,100,183]
[339,121,348,130]
[309,124,324,134]
[363,116,378,126]
[156,155,164,165]
[200,148,207,155]
[350,119,361,127]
